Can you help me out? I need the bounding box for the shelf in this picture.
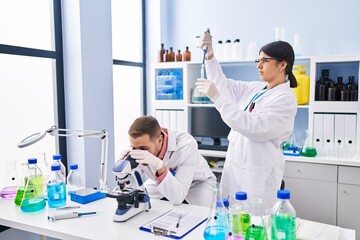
[199,149,227,158]
[210,167,223,173]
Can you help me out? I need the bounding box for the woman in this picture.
[196,32,298,210]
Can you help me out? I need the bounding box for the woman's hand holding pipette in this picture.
[199,31,213,59]
[195,78,220,101]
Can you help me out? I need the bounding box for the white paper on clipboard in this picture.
[139,208,207,239]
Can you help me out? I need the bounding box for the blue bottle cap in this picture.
[216,198,229,208]
[28,158,37,164]
[70,163,78,170]
[235,191,247,200]
[53,154,62,160]
[51,164,61,171]
[277,190,290,199]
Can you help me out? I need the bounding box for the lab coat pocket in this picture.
[241,164,266,197]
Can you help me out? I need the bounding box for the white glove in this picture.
[199,31,213,58]
[195,78,220,101]
[118,149,130,160]
[130,150,164,170]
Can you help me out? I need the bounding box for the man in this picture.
[120,115,217,207]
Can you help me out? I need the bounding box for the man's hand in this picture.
[195,79,220,101]
[199,31,213,58]
[118,149,130,160]
[130,150,164,171]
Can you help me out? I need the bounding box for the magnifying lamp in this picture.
[18,125,109,192]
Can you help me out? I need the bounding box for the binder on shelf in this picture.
[139,208,207,239]
[323,114,335,155]
[334,114,346,156]
[313,113,324,151]
[345,114,357,156]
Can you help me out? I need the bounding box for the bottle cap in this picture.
[216,198,229,208]
[53,154,62,160]
[70,163,78,170]
[226,40,231,43]
[234,39,240,43]
[277,189,290,199]
[28,158,37,164]
[218,40,223,44]
[235,191,247,200]
[51,164,61,171]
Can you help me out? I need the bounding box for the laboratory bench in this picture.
[0,196,356,240]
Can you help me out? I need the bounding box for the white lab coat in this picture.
[139,130,217,207]
[206,58,297,210]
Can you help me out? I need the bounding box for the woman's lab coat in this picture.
[139,130,217,207]
[206,58,297,210]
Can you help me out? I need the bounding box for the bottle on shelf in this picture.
[315,69,332,101]
[176,49,183,62]
[347,76,358,101]
[292,65,310,105]
[169,47,175,62]
[293,33,304,57]
[183,46,191,61]
[336,77,344,101]
[163,49,170,62]
[52,154,66,183]
[67,163,83,195]
[271,190,296,240]
[203,186,229,240]
[230,191,250,237]
[340,85,350,101]
[47,164,67,208]
[215,40,224,61]
[232,39,243,61]
[223,39,232,61]
[159,43,165,62]
[245,198,267,240]
[327,82,337,101]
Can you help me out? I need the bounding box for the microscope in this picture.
[106,154,151,222]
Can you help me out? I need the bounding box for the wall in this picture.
[163,0,360,57]
[62,0,116,189]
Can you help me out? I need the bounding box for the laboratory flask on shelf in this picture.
[0,160,19,199]
[231,192,250,236]
[203,186,229,240]
[301,130,317,157]
[245,198,267,240]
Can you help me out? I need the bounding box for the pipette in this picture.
[48,211,97,221]
[201,28,211,79]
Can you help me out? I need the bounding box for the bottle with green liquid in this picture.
[231,192,250,236]
[271,190,296,240]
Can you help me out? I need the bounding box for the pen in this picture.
[176,214,182,228]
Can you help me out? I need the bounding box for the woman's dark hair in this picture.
[259,41,298,88]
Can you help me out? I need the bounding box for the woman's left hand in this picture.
[195,78,220,101]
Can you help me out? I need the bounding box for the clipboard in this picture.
[139,208,207,239]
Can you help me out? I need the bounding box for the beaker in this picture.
[245,198,267,240]
[203,186,229,240]
[301,130,317,157]
[0,160,19,199]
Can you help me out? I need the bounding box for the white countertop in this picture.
[285,155,360,167]
[0,197,355,240]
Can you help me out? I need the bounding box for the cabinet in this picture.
[338,166,360,240]
[283,161,338,225]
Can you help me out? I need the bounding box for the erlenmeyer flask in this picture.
[0,161,19,199]
[245,198,267,240]
[203,186,229,240]
[300,130,317,157]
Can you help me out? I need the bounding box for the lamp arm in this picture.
[48,125,109,192]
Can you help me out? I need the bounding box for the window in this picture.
[111,0,146,157]
[0,0,66,184]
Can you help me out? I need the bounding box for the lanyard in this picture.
[243,88,271,112]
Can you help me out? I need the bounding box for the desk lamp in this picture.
[17,125,109,202]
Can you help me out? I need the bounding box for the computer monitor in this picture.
[190,107,231,145]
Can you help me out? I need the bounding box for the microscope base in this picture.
[113,202,150,222]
